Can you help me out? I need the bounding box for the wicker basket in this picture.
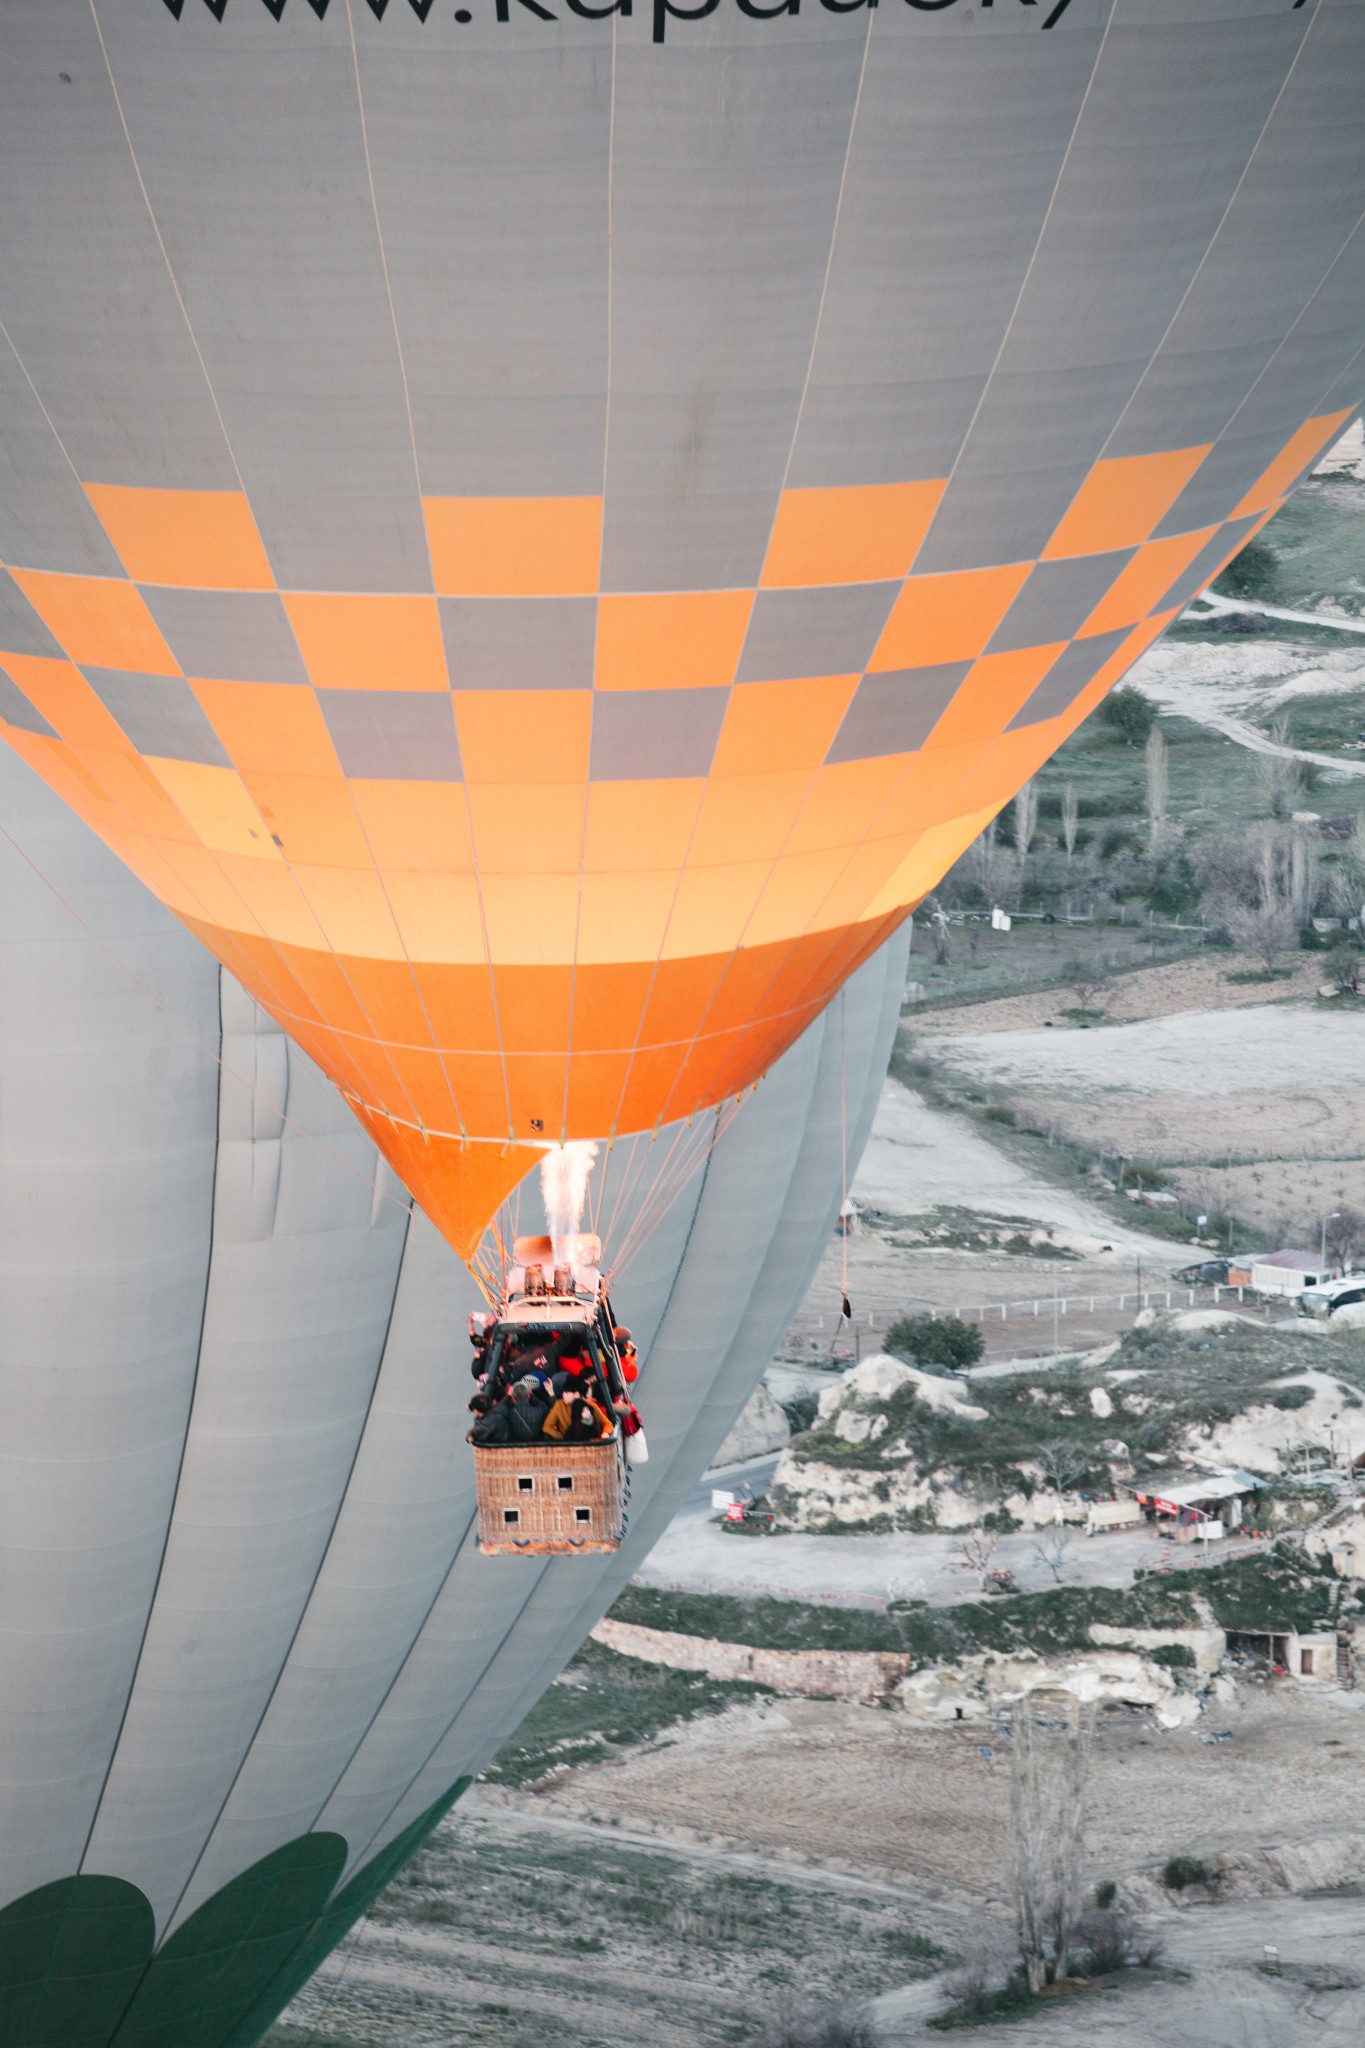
[473,1431,626,1555]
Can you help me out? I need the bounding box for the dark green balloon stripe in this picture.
[220,1777,472,2048]
[0,1778,469,2048]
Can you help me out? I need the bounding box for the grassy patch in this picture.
[480,1637,773,1789]
[608,1579,1198,1668]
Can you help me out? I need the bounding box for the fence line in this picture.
[804,1286,1277,1332]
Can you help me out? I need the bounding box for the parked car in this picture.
[1175,1258,1232,1286]
[1298,1275,1365,1319]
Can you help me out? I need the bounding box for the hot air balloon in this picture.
[0,741,905,2046]
[2,2,1361,1261]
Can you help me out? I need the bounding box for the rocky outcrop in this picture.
[708,1382,791,1468]
[894,1648,1200,1729]
[590,1618,909,1704]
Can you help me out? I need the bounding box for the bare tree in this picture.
[1036,1441,1089,1500]
[1015,778,1038,879]
[1009,1697,1094,1995]
[1032,1523,1074,1585]
[1322,1204,1365,1269]
[1063,956,1110,1012]
[1061,782,1080,863]
[1289,826,1319,926]
[967,821,1000,905]
[952,1527,1000,1590]
[1227,899,1298,974]
[1144,727,1168,855]
[1256,717,1307,818]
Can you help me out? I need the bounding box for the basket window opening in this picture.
[503,1509,520,1525]
[518,1476,534,1492]
[575,1507,591,1523]
[557,1475,574,1491]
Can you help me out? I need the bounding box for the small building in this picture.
[1226,1627,1338,1681]
[1249,1249,1337,1298]
[1135,1469,1263,1539]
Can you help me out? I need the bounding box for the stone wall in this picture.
[591,1618,910,1704]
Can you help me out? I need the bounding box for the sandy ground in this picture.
[635,1511,1254,1605]
[916,953,1325,1037]
[527,1686,1365,1909]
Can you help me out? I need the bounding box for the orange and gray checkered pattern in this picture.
[0,417,1344,1246]
[2,1,1364,1253]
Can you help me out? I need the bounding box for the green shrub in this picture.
[1149,1642,1197,1671]
[1270,1385,1313,1411]
[1094,1880,1117,1910]
[885,1313,985,1373]
[1161,1855,1209,1891]
[1101,684,1157,747]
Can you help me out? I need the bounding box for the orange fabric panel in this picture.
[284,861,406,960]
[1077,528,1218,635]
[454,688,592,784]
[662,858,772,961]
[783,756,914,856]
[504,1049,574,1138]
[760,480,946,589]
[478,869,582,966]
[870,563,1031,671]
[383,868,486,962]
[192,679,341,776]
[144,759,278,862]
[352,1120,541,1259]
[347,958,449,1052]
[696,940,802,1037]
[594,589,753,691]
[75,746,201,842]
[212,851,347,951]
[2,653,135,751]
[567,960,658,1053]
[1233,411,1355,517]
[1043,445,1211,558]
[563,1049,638,1135]
[205,926,329,1030]
[10,570,179,674]
[711,674,859,777]
[411,960,502,1052]
[423,495,602,597]
[928,643,1067,749]
[243,771,373,868]
[347,779,475,873]
[582,777,704,873]
[282,593,449,691]
[636,953,732,1051]
[84,485,275,590]
[468,782,587,876]
[575,867,679,966]
[492,964,573,1055]
[687,769,811,869]
[743,849,855,948]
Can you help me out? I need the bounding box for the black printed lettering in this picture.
[738,0,798,16]
[1041,0,1072,22]
[653,0,720,40]
[566,0,631,17]
[497,0,558,17]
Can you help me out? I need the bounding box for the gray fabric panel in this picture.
[139,590,309,686]
[916,7,1322,569]
[826,663,970,765]
[0,671,57,738]
[0,9,238,491]
[789,29,1102,487]
[439,598,596,692]
[358,44,612,499]
[0,569,66,661]
[601,33,865,591]
[82,670,233,768]
[0,749,220,1908]
[1157,517,1262,612]
[83,996,411,1930]
[736,584,899,686]
[318,690,462,782]
[1005,628,1131,733]
[0,340,124,576]
[94,12,431,593]
[986,552,1135,656]
[588,688,727,782]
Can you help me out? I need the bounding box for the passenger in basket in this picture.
[542,1390,613,1443]
[507,1376,552,1444]
[467,1394,515,1446]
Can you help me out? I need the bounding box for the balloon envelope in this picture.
[0,2,1362,1250]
